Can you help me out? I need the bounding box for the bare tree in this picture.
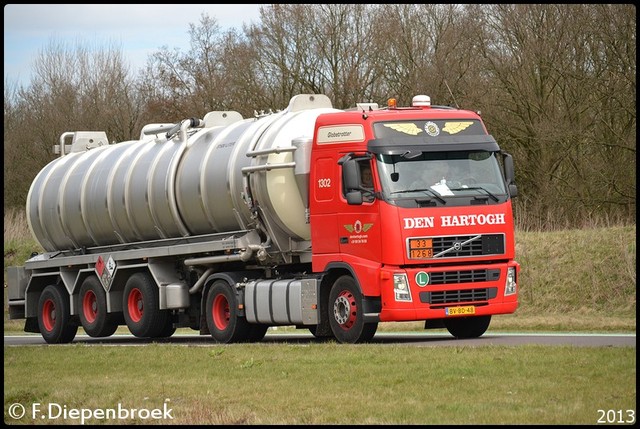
[244,4,321,108]
[367,4,481,106]
[308,4,381,108]
[3,39,141,208]
[470,4,635,227]
[5,5,634,227]
[138,13,227,120]
[4,78,28,208]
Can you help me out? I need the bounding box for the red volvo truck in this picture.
[6,94,519,344]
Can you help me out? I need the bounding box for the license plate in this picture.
[445,306,476,316]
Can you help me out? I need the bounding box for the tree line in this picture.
[3,4,636,230]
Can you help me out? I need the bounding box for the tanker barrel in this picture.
[292,137,313,210]
[27,94,338,252]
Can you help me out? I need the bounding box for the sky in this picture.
[3,4,264,87]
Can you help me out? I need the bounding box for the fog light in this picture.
[393,273,412,302]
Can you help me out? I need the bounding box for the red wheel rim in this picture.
[333,290,357,330]
[127,288,143,322]
[41,298,56,332]
[212,294,230,331]
[82,290,98,323]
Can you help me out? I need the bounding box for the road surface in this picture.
[4,331,635,347]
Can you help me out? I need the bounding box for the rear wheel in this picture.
[156,315,177,338]
[444,315,491,339]
[205,280,251,343]
[328,276,378,344]
[123,272,168,338]
[79,276,118,338]
[38,284,78,344]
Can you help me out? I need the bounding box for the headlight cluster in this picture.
[504,267,517,296]
[393,273,412,302]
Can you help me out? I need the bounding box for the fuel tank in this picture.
[26,94,339,252]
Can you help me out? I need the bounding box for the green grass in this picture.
[3,212,637,424]
[4,344,636,425]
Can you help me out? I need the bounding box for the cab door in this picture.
[336,157,382,264]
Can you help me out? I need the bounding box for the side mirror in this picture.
[503,153,518,198]
[343,159,363,205]
[343,159,360,191]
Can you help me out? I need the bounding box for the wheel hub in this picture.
[333,291,357,329]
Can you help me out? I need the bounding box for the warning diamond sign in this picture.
[95,255,115,288]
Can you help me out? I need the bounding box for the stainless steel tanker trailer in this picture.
[6,93,520,344]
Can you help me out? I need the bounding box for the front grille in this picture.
[419,287,497,305]
[406,233,505,260]
[429,269,500,285]
[432,234,504,258]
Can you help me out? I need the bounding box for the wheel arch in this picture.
[25,273,62,318]
[321,262,360,294]
[106,264,149,313]
[322,262,381,319]
[70,268,100,316]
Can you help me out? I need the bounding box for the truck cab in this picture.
[309,95,519,338]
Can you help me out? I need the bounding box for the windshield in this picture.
[376,151,507,205]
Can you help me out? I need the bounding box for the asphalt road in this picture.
[4,332,636,347]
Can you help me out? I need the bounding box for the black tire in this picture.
[308,325,332,339]
[328,275,378,344]
[205,280,251,343]
[122,272,168,338]
[79,276,118,338]
[444,315,491,339]
[156,316,177,338]
[37,284,78,344]
[245,324,269,342]
[307,326,334,342]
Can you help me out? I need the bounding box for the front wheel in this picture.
[308,325,333,340]
[205,280,251,343]
[328,276,378,344]
[38,284,78,344]
[444,315,491,339]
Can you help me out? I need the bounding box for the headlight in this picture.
[504,267,517,296]
[393,273,412,302]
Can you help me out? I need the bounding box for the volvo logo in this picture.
[453,241,463,251]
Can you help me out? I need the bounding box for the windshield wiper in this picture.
[390,188,446,204]
[449,186,499,202]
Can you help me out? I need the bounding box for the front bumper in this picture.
[378,261,519,322]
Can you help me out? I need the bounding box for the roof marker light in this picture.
[412,95,431,107]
